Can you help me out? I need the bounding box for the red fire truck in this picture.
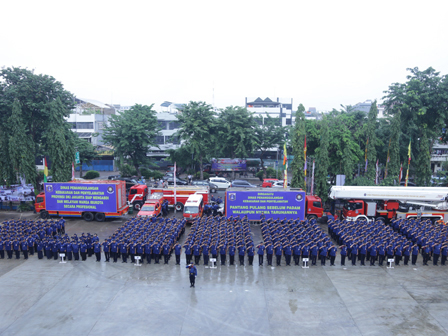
[35,180,129,221]
[128,184,149,211]
[149,186,209,211]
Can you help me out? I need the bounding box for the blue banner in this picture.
[226,190,306,220]
[211,158,246,171]
[44,183,117,213]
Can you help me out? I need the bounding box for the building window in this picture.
[155,136,165,144]
[169,122,180,130]
[70,122,94,129]
[286,118,292,125]
[158,121,167,130]
[166,136,180,144]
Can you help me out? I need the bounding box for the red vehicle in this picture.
[35,180,129,222]
[128,184,149,210]
[261,178,278,188]
[183,194,204,222]
[305,195,324,220]
[137,193,164,218]
[149,186,209,211]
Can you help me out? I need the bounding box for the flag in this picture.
[407,140,411,162]
[43,157,48,183]
[72,162,75,181]
[375,159,379,185]
[283,143,287,166]
[405,140,411,187]
[364,159,368,173]
[399,162,403,182]
[310,160,315,195]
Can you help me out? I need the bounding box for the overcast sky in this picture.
[2,0,448,112]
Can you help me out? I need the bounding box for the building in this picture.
[66,98,116,146]
[352,100,386,118]
[245,97,294,127]
[431,142,448,173]
[147,112,182,158]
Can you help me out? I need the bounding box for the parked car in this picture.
[209,177,231,189]
[230,180,258,188]
[166,177,188,185]
[261,178,278,187]
[108,174,121,180]
[271,181,291,188]
[191,180,218,193]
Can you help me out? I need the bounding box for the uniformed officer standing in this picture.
[94,241,101,262]
[247,245,255,266]
[174,243,182,265]
[187,263,197,288]
[256,243,265,266]
[102,240,110,262]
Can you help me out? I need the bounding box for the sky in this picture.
[2,0,448,112]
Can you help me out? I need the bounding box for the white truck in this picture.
[329,186,448,223]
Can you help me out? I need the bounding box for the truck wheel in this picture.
[134,201,143,211]
[211,188,216,193]
[307,215,317,221]
[376,217,386,224]
[175,202,184,211]
[83,212,94,221]
[40,211,49,219]
[95,213,106,222]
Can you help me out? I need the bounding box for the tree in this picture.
[314,117,330,201]
[8,99,37,186]
[216,106,257,178]
[253,115,285,179]
[103,104,161,178]
[416,130,432,186]
[382,110,401,185]
[74,137,97,178]
[383,67,448,183]
[175,101,216,180]
[290,104,306,189]
[364,101,379,181]
[0,67,75,187]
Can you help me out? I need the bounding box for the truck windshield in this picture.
[184,206,199,214]
[36,197,44,203]
[141,205,155,211]
[343,202,356,211]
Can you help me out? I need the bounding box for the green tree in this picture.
[253,115,285,179]
[216,106,257,178]
[364,101,378,181]
[314,117,330,201]
[382,110,402,185]
[0,67,75,186]
[175,101,216,180]
[74,137,97,178]
[416,130,432,186]
[103,104,161,178]
[8,99,37,187]
[290,104,306,189]
[383,67,448,183]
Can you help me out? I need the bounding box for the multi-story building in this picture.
[245,97,294,127]
[66,98,115,146]
[352,100,385,118]
[431,142,448,173]
[147,112,182,158]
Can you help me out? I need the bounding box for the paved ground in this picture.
[1,210,448,336]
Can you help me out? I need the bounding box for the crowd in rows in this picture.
[181,215,255,266]
[260,217,337,266]
[328,218,448,266]
[0,219,103,261]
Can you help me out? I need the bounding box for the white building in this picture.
[147,112,182,158]
[431,142,448,173]
[245,97,294,127]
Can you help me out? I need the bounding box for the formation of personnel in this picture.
[182,215,254,266]
[0,218,103,261]
[103,216,186,264]
[260,218,336,266]
[328,218,448,266]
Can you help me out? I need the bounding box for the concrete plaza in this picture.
[0,213,448,335]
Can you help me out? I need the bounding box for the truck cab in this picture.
[305,195,324,220]
[137,193,164,218]
[128,184,149,210]
[35,192,46,213]
[342,200,365,219]
[183,194,204,222]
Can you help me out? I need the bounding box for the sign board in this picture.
[75,152,80,164]
[44,183,117,213]
[388,258,394,263]
[211,158,246,171]
[226,190,306,221]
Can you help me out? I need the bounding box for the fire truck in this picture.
[149,186,209,211]
[329,186,448,223]
[128,184,149,211]
[183,194,204,222]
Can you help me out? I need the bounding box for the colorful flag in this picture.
[283,144,288,189]
[303,135,307,171]
[364,159,368,173]
[310,160,315,195]
[399,162,403,182]
[283,143,287,166]
[407,140,411,162]
[72,162,75,181]
[375,159,379,185]
[43,157,48,183]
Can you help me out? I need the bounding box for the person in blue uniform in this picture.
[36,240,44,259]
[21,239,29,259]
[184,243,192,265]
[238,245,245,266]
[202,243,209,266]
[266,243,273,266]
[228,244,235,265]
[219,243,227,266]
[339,245,347,266]
[411,244,419,265]
[329,245,337,266]
[187,263,198,288]
[284,244,292,266]
[441,243,447,266]
[256,243,265,266]
[13,239,20,259]
[102,240,110,262]
[275,243,283,266]
[174,243,182,265]
[110,240,118,263]
[5,239,13,259]
[80,242,88,261]
[319,245,327,266]
[120,242,128,263]
[94,241,101,262]
[247,245,255,266]
[193,244,201,265]
[72,241,80,261]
